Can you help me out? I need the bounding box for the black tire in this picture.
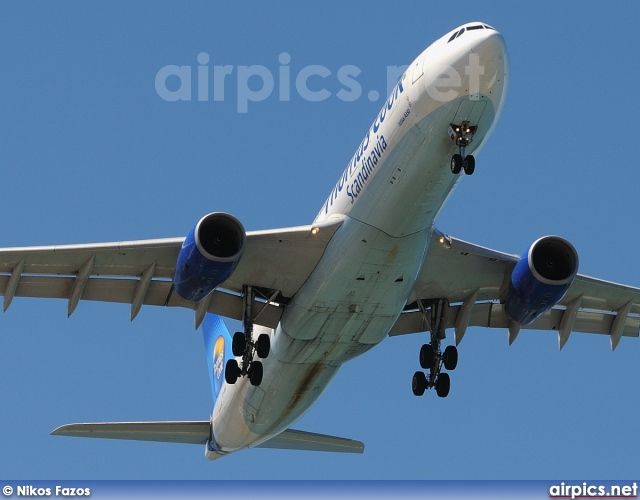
[412,371,427,396]
[443,345,458,371]
[463,155,475,175]
[419,344,435,369]
[232,332,246,357]
[225,359,239,385]
[249,361,263,386]
[436,373,450,398]
[256,333,270,359]
[451,154,463,174]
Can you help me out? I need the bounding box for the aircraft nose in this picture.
[466,27,509,108]
[472,27,507,64]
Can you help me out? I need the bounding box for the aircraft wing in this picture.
[0,218,343,327]
[393,230,640,349]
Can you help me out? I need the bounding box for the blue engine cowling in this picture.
[174,213,246,302]
[504,236,579,325]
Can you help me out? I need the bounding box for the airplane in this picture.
[3,21,640,460]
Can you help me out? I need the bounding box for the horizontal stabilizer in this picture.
[256,429,364,454]
[52,422,364,454]
[50,421,210,444]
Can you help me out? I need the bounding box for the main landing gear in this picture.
[412,299,458,398]
[224,285,270,387]
[448,121,477,175]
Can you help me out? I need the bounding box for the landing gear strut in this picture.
[224,285,270,386]
[448,121,477,175]
[411,299,458,398]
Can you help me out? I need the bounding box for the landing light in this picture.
[439,235,452,249]
[311,227,320,235]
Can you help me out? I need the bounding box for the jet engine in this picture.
[174,213,246,302]
[504,236,578,325]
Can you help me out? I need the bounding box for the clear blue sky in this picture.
[1,1,640,480]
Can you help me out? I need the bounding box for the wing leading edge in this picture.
[0,217,344,327]
[397,230,640,350]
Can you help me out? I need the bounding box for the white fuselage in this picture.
[207,23,508,458]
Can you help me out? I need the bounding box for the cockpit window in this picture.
[448,25,490,43]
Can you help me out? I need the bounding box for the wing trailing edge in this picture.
[403,230,640,349]
[0,217,345,325]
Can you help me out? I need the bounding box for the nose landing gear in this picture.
[448,121,477,175]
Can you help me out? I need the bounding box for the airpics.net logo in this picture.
[549,482,638,499]
[154,52,486,113]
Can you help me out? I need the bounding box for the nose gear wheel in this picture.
[448,121,477,175]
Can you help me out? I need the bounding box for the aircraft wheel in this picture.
[225,359,240,385]
[443,345,458,371]
[256,334,270,359]
[463,155,475,175]
[412,371,427,396]
[451,154,463,174]
[435,373,450,398]
[419,344,435,369]
[232,332,246,357]
[249,361,263,386]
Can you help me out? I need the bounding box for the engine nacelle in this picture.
[174,213,246,302]
[504,236,579,325]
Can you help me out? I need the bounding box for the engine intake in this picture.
[174,213,246,302]
[504,236,579,325]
